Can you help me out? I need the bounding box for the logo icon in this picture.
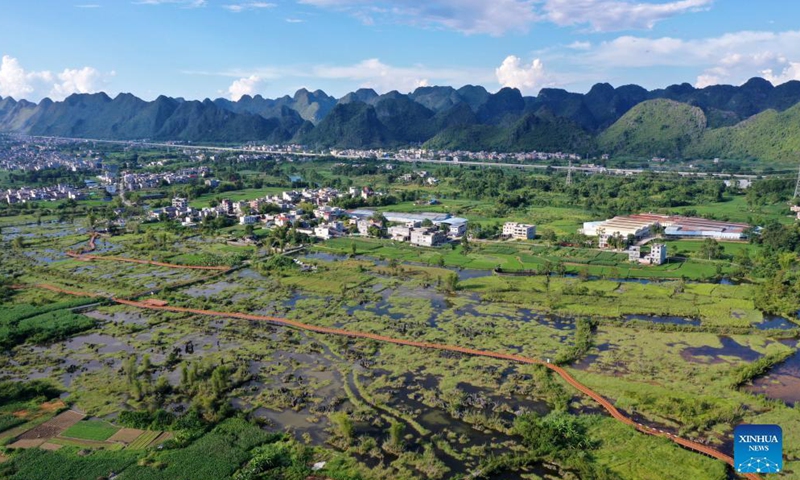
[734,424,783,474]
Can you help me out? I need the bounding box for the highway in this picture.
[22,134,762,180]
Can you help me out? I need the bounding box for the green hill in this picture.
[424,111,594,153]
[598,99,707,158]
[686,103,800,163]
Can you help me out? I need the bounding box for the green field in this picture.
[316,236,735,280]
[61,420,120,442]
[188,187,287,208]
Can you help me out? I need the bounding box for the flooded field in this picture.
[3,221,800,479]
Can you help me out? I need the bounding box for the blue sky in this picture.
[2,0,800,101]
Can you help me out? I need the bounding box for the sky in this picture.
[2,0,800,102]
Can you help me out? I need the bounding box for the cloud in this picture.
[75,4,101,8]
[579,29,800,87]
[0,56,36,99]
[495,56,554,94]
[194,58,492,96]
[222,2,276,12]
[228,75,264,100]
[297,0,539,36]
[285,18,305,23]
[543,0,712,32]
[311,58,484,93]
[566,41,592,50]
[297,0,711,35]
[50,67,106,99]
[0,55,109,101]
[761,62,800,85]
[135,0,206,7]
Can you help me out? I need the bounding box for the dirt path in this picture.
[66,233,229,271]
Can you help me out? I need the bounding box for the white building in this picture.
[438,218,468,238]
[627,243,667,265]
[388,226,412,242]
[410,228,447,247]
[503,222,536,240]
[314,222,343,240]
[239,215,260,225]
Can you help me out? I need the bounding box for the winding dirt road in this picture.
[66,233,229,271]
[31,234,760,479]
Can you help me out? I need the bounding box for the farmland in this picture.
[1,148,800,479]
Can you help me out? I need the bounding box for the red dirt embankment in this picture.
[66,234,229,271]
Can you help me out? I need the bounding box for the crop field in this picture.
[125,430,161,450]
[61,420,120,442]
[2,158,800,480]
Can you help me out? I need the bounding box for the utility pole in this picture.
[566,160,573,186]
[794,162,800,199]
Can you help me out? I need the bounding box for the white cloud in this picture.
[0,55,109,101]
[495,56,553,94]
[762,62,800,85]
[75,4,101,8]
[543,0,712,32]
[50,67,105,100]
[228,75,264,100]
[135,0,206,7]
[222,2,276,12]
[198,58,492,96]
[567,41,592,50]
[311,58,483,93]
[0,55,36,99]
[298,0,539,36]
[297,0,711,35]
[285,18,305,23]
[581,29,800,87]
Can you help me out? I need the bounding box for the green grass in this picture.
[189,187,287,208]
[0,305,97,349]
[589,416,728,480]
[126,430,161,450]
[669,195,794,224]
[0,413,25,433]
[316,236,732,280]
[0,447,139,480]
[61,420,120,442]
[117,419,280,480]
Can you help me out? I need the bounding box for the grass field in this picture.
[315,236,734,280]
[671,195,795,224]
[61,420,119,442]
[189,187,287,208]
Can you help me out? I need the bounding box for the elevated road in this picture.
[21,135,762,179]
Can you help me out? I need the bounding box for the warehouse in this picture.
[582,213,750,246]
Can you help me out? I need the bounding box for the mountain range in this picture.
[2,77,800,164]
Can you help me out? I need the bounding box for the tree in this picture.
[460,235,471,255]
[698,238,723,260]
[85,213,97,232]
[371,211,387,227]
[542,229,558,244]
[444,272,459,293]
